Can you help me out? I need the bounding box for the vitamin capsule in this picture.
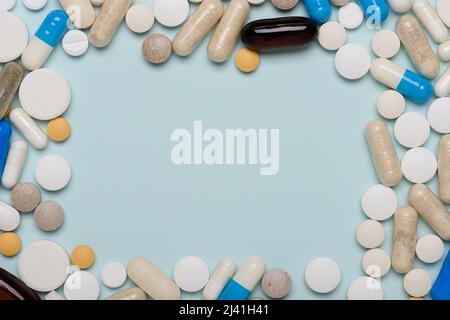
[60,0,95,29]
[203,259,236,300]
[438,135,450,203]
[357,0,389,23]
[408,184,450,241]
[0,62,24,119]
[303,0,332,24]
[434,66,450,98]
[438,40,450,61]
[21,10,69,71]
[127,257,181,300]
[431,251,450,300]
[387,0,413,13]
[395,16,439,79]
[241,17,317,51]
[413,0,448,44]
[370,58,433,104]
[0,120,12,179]
[106,287,147,300]
[0,268,40,300]
[9,108,47,150]
[207,0,249,63]
[391,206,418,274]
[0,200,20,232]
[365,120,403,187]
[1,141,27,189]
[172,0,224,56]
[89,0,132,48]
[218,257,265,300]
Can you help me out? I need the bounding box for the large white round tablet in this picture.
[347,276,383,300]
[361,184,397,221]
[427,97,450,134]
[0,12,28,63]
[22,0,47,10]
[304,257,341,293]
[362,248,391,277]
[403,269,432,297]
[62,30,89,57]
[126,4,155,33]
[416,234,444,264]
[356,219,385,249]
[101,262,127,288]
[35,155,71,191]
[19,69,71,121]
[338,3,364,29]
[335,44,371,80]
[154,0,189,28]
[19,240,70,292]
[173,256,209,292]
[376,90,405,119]
[318,22,347,51]
[401,147,437,184]
[0,0,16,11]
[371,30,400,58]
[64,271,100,300]
[437,0,450,27]
[394,112,430,148]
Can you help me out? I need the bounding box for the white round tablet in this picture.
[335,44,371,80]
[376,90,405,119]
[304,257,341,294]
[361,184,397,221]
[62,30,89,57]
[356,219,385,249]
[338,2,364,29]
[126,4,155,33]
[403,269,432,297]
[173,256,209,292]
[401,147,437,184]
[0,0,16,11]
[0,12,28,63]
[318,21,347,51]
[332,0,350,6]
[35,155,71,191]
[154,0,189,28]
[101,262,127,288]
[371,29,400,58]
[19,240,69,292]
[427,97,450,134]
[248,0,265,4]
[362,248,391,278]
[437,0,450,27]
[64,271,100,300]
[0,202,20,231]
[347,276,383,300]
[416,234,444,264]
[394,112,430,148]
[22,0,47,11]
[19,69,71,121]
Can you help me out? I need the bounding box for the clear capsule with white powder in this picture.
[1,140,28,189]
[8,108,47,150]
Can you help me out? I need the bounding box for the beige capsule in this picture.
[395,15,439,79]
[392,206,418,274]
[106,287,147,300]
[172,0,224,56]
[438,135,450,203]
[365,119,403,187]
[60,0,96,29]
[408,184,450,240]
[434,65,450,98]
[207,0,249,63]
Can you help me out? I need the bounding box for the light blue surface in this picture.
[0,0,449,300]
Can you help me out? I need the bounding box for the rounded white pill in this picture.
[401,147,437,183]
[338,3,364,29]
[0,0,16,11]
[427,98,450,134]
[62,30,89,57]
[356,219,385,249]
[248,0,265,4]
[174,256,210,292]
[347,277,383,300]
[126,4,155,33]
[362,248,391,278]
[154,0,189,28]
[318,22,347,51]
[335,44,371,80]
[0,12,28,63]
[0,201,20,231]
[387,0,413,12]
[22,0,47,11]
[394,112,430,148]
[371,30,400,59]
[403,269,432,297]
[64,271,100,300]
[101,262,127,288]
[304,257,341,294]
[416,234,444,263]
[35,155,71,191]
[361,184,397,221]
[376,90,405,119]
[436,0,450,27]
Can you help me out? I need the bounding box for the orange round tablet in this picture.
[0,232,22,257]
[235,48,260,73]
[47,118,71,142]
[71,244,95,269]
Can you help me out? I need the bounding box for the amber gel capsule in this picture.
[392,206,418,274]
[240,17,317,51]
[0,268,40,300]
[0,62,24,119]
[438,135,450,204]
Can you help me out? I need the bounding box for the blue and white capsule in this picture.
[431,250,450,300]
[303,0,332,24]
[0,120,12,179]
[357,0,389,24]
[21,10,69,71]
[218,257,264,300]
[370,58,433,104]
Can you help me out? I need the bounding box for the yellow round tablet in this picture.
[0,232,22,257]
[71,244,95,269]
[47,118,71,142]
[235,48,260,73]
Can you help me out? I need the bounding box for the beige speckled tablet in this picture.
[10,182,41,213]
[34,201,64,231]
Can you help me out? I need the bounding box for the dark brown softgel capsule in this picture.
[241,17,318,52]
[0,268,40,300]
[0,62,24,119]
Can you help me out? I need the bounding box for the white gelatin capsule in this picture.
[203,259,236,300]
[413,0,448,44]
[435,66,450,97]
[438,135,450,204]
[0,200,20,231]
[387,0,413,12]
[9,108,47,150]
[60,0,96,29]
[391,206,418,274]
[438,41,450,61]
[1,140,27,189]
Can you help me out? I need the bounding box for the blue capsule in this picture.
[35,9,69,48]
[0,120,12,179]
[357,0,389,23]
[432,251,450,300]
[303,0,332,24]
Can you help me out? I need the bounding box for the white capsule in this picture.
[233,257,264,292]
[9,108,47,150]
[438,40,450,61]
[387,0,413,13]
[413,0,448,44]
[435,66,450,97]
[203,259,236,300]
[1,140,27,189]
[0,200,20,231]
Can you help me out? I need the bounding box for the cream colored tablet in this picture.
[361,184,397,221]
[154,0,189,28]
[394,112,430,148]
[401,147,437,184]
[372,30,400,59]
[347,276,383,300]
[427,98,450,134]
[101,262,127,288]
[22,0,47,11]
[403,269,432,297]
[376,90,405,119]
[338,3,364,29]
[35,155,71,191]
[126,4,155,33]
[174,256,210,292]
[0,0,16,11]
[64,270,100,300]
[362,248,391,277]
[0,12,28,63]
[304,257,341,294]
[62,30,89,57]
[318,22,347,51]
[415,234,444,263]
[335,44,371,80]
[356,219,385,249]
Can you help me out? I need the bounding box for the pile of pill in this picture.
[0,0,450,300]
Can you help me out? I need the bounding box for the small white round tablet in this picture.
[154,0,189,28]
[437,0,450,27]
[403,269,432,297]
[394,112,430,148]
[371,30,400,58]
[318,21,347,51]
[126,4,155,33]
[376,90,405,119]
[416,234,444,263]
[338,3,364,29]
[248,0,265,4]
[35,155,71,191]
[427,97,450,134]
[0,0,16,11]
[62,30,89,57]
[362,248,391,277]
[335,44,371,80]
[173,256,209,292]
[356,219,385,249]
[347,276,383,300]
[22,0,47,11]
[19,69,71,121]
[304,257,341,294]
[45,291,65,300]
[64,271,100,300]
[19,240,70,292]
[0,12,28,63]
[101,262,127,288]
[361,184,397,221]
[401,147,437,184]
